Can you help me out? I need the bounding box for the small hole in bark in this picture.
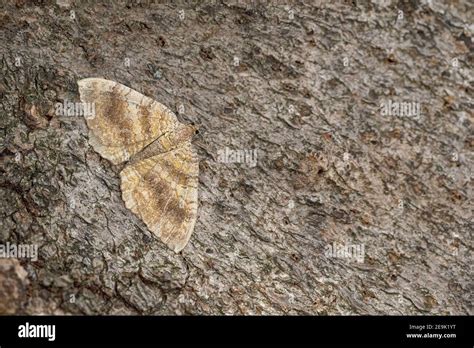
[291,253,300,261]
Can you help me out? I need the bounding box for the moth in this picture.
[78,78,199,252]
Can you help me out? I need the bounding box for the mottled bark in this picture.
[0,0,472,315]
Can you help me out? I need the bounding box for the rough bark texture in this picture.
[0,0,472,315]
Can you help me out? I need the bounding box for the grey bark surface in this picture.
[0,0,472,315]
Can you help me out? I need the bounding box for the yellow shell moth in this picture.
[78,78,198,252]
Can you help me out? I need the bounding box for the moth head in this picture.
[182,122,199,137]
[190,122,200,135]
[170,123,199,145]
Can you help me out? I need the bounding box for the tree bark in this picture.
[0,0,472,315]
